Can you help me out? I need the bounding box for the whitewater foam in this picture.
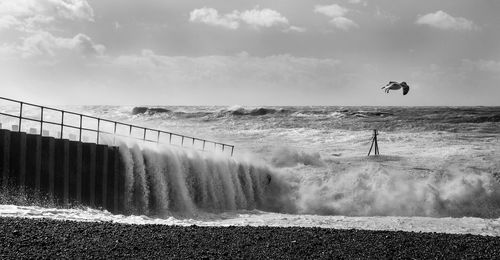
[1,204,499,236]
[293,162,500,218]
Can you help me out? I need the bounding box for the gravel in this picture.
[1,217,499,259]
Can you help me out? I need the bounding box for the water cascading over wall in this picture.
[117,143,295,216]
[0,129,294,216]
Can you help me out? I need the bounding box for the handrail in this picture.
[0,97,235,156]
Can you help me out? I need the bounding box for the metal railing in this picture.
[0,96,234,156]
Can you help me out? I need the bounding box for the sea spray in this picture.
[143,149,169,215]
[130,144,150,214]
[118,143,135,213]
[163,149,196,214]
[238,164,255,209]
[117,142,296,216]
[293,162,500,218]
[117,141,500,218]
[270,147,325,168]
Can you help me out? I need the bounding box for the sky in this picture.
[0,0,499,106]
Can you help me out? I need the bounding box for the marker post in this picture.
[367,129,380,156]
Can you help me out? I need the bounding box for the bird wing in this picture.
[402,85,410,95]
[382,81,397,89]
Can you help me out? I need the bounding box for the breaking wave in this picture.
[216,105,288,117]
[117,143,295,216]
[130,105,288,118]
[270,147,325,168]
[114,142,500,219]
[294,163,500,218]
[0,137,498,219]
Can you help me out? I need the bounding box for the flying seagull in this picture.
[381,81,410,95]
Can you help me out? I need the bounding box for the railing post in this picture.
[181,136,184,147]
[40,107,44,136]
[96,118,100,144]
[222,144,225,152]
[169,133,172,144]
[79,115,83,142]
[60,111,64,138]
[231,146,234,156]
[19,102,23,132]
[157,131,160,143]
[143,128,147,142]
[192,138,195,146]
[202,140,206,151]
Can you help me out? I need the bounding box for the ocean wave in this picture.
[132,107,171,115]
[270,147,325,168]
[217,105,289,117]
[130,105,289,119]
[124,106,500,134]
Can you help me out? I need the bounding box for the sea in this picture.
[1,105,500,236]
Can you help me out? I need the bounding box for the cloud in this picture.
[239,8,289,28]
[189,7,240,29]
[18,31,105,58]
[0,15,20,29]
[314,4,359,31]
[329,17,359,31]
[0,0,94,30]
[50,0,94,21]
[314,4,349,18]
[189,7,299,31]
[416,10,478,31]
[0,1,102,60]
[287,26,307,33]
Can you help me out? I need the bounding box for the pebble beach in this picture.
[1,217,499,259]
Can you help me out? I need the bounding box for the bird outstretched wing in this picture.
[402,85,410,95]
[382,81,397,89]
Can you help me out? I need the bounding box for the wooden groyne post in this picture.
[367,129,380,156]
